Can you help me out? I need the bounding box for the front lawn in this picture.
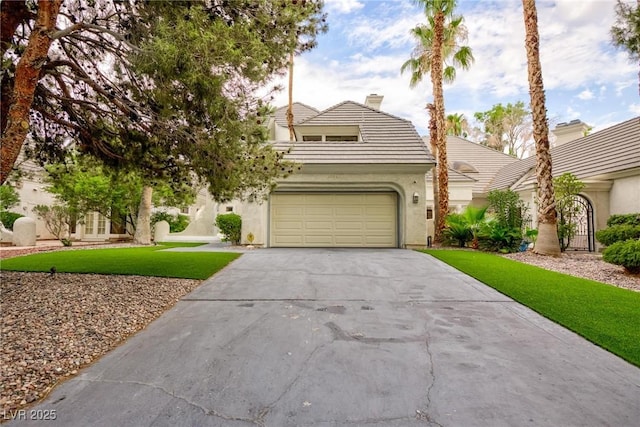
[0,243,240,280]
[420,249,640,367]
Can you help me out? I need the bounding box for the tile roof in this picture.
[273,102,319,127]
[298,101,425,145]
[425,135,518,196]
[273,101,433,165]
[491,116,640,190]
[273,141,432,164]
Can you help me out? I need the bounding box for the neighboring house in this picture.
[231,94,434,248]
[438,116,640,251]
[9,156,131,242]
[491,116,640,251]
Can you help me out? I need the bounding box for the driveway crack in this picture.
[416,332,443,426]
[75,378,262,425]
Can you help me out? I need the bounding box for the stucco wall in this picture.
[240,167,429,248]
[609,175,640,215]
[15,178,57,240]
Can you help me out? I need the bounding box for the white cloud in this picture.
[260,0,639,136]
[577,89,594,100]
[325,0,364,15]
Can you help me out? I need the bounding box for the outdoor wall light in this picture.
[413,192,419,204]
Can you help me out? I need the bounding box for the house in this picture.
[437,116,640,251]
[229,94,434,248]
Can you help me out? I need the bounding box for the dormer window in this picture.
[302,135,322,141]
[452,161,478,173]
[325,135,358,142]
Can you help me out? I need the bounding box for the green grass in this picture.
[0,243,240,280]
[420,249,640,367]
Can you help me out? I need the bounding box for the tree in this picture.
[611,0,640,95]
[473,101,533,158]
[43,155,195,239]
[445,112,469,137]
[402,0,474,242]
[1,0,62,184]
[3,1,326,243]
[286,52,296,141]
[522,0,561,256]
[1,1,327,193]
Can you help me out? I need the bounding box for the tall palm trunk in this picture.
[431,10,449,243]
[427,103,439,243]
[1,0,62,184]
[133,185,153,245]
[522,0,560,256]
[286,52,295,141]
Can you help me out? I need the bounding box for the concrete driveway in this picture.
[11,249,639,426]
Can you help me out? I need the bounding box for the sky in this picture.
[265,0,639,136]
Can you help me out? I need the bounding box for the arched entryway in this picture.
[559,194,595,252]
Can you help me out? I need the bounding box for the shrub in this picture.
[151,211,190,233]
[595,225,640,246]
[0,211,24,230]
[442,206,488,248]
[33,204,73,246]
[215,213,241,245]
[443,214,472,247]
[478,221,522,253]
[487,189,529,231]
[0,185,20,212]
[607,213,640,227]
[603,239,640,274]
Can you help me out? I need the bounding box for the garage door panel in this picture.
[306,221,333,230]
[305,206,333,215]
[273,220,303,230]
[304,235,335,245]
[335,221,363,230]
[270,193,397,248]
[335,206,364,216]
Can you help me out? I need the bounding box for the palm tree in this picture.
[522,0,561,256]
[285,52,295,142]
[445,112,469,136]
[401,0,474,242]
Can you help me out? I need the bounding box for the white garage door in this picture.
[270,193,397,247]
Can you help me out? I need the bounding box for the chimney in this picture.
[551,119,590,146]
[364,94,384,110]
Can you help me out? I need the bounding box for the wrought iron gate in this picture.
[559,195,595,252]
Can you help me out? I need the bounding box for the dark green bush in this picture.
[0,211,24,230]
[443,214,472,247]
[478,222,522,253]
[603,239,640,274]
[606,213,640,227]
[595,225,640,246]
[151,211,190,233]
[215,213,242,245]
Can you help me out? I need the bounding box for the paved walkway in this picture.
[9,249,640,426]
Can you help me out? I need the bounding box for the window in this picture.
[302,135,322,141]
[426,208,433,220]
[97,214,106,235]
[181,206,189,214]
[325,135,358,142]
[226,206,234,212]
[85,212,94,235]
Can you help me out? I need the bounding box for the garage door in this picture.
[270,193,397,247]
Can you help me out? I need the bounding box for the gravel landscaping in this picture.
[0,271,201,415]
[503,251,640,292]
[1,246,638,416]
